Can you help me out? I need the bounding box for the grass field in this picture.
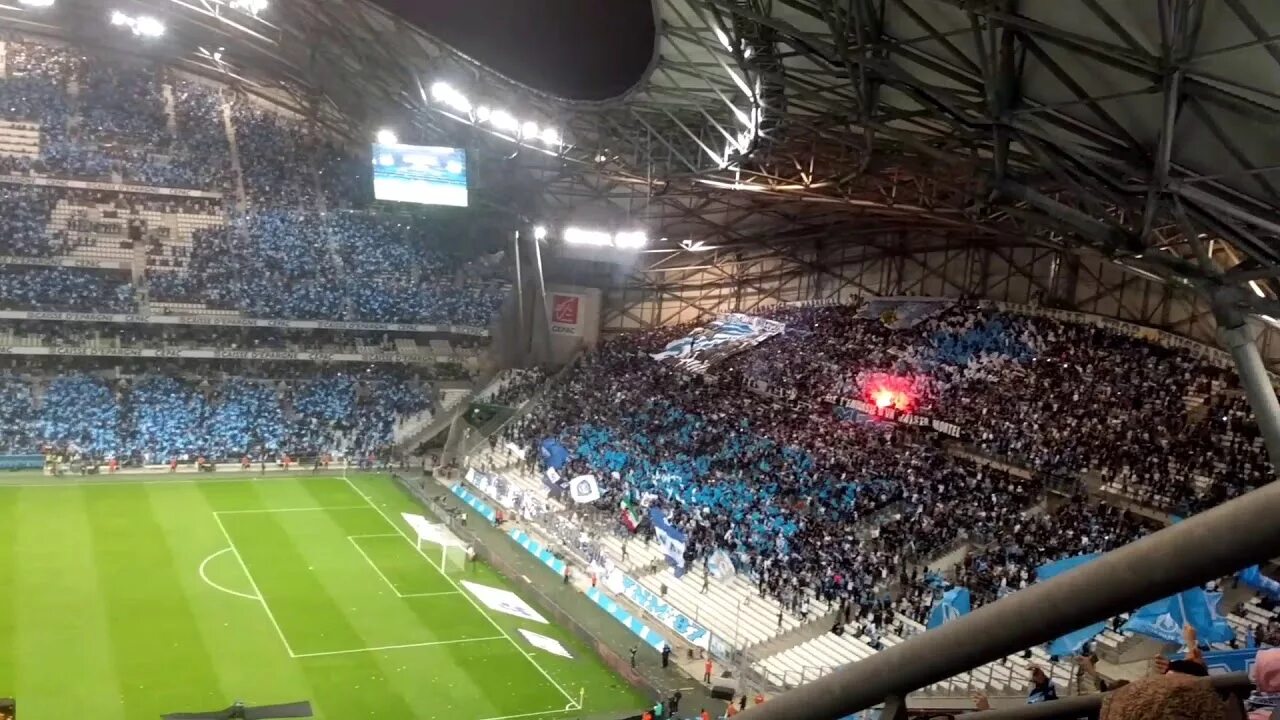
[0,472,647,719]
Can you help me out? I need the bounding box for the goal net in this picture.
[402,512,469,574]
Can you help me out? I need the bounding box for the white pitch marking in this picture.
[198,548,260,600]
[213,505,369,515]
[348,535,407,596]
[0,474,310,488]
[476,701,582,720]
[212,512,297,657]
[291,635,505,659]
[341,476,578,707]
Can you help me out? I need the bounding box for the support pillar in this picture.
[1216,312,1280,476]
[511,230,526,366]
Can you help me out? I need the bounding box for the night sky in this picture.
[373,0,656,101]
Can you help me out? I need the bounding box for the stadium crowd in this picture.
[0,360,431,465]
[0,38,509,328]
[505,300,1264,628]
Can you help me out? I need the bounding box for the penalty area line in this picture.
[341,476,579,708]
[198,548,259,600]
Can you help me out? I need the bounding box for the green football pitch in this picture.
[0,472,647,719]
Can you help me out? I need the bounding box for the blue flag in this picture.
[1238,565,1280,602]
[1037,554,1106,655]
[1122,588,1233,645]
[648,507,688,577]
[927,587,971,629]
[1048,622,1108,657]
[538,438,570,470]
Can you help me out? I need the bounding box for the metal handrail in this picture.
[738,479,1280,719]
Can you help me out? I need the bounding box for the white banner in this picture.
[0,309,488,337]
[568,474,601,504]
[0,254,130,270]
[517,629,573,658]
[460,580,548,624]
[0,344,441,365]
[0,173,223,198]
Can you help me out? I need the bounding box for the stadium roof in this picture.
[9,0,1280,320]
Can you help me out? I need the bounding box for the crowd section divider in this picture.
[397,472,683,707]
[448,475,738,668]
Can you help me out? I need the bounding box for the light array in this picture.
[228,0,268,16]
[429,82,562,148]
[563,227,648,249]
[111,10,165,37]
[17,0,55,8]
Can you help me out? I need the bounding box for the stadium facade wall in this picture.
[602,239,1280,371]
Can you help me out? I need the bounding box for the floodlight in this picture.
[613,231,648,249]
[111,10,165,37]
[475,106,491,122]
[136,15,164,36]
[533,225,548,241]
[229,0,268,15]
[375,128,398,145]
[520,121,539,139]
[17,0,55,7]
[539,127,561,146]
[430,82,471,114]
[563,227,612,247]
[488,110,519,134]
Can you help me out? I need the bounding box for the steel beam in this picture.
[738,479,1280,719]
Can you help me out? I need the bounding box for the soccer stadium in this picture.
[4,0,1280,719]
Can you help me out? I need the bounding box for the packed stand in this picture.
[0,266,135,312]
[232,98,318,207]
[502,301,1275,638]
[504,327,1051,617]
[149,210,507,326]
[0,362,431,464]
[739,302,1270,515]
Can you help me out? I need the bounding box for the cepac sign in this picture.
[550,293,584,336]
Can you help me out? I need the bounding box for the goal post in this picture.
[402,512,470,574]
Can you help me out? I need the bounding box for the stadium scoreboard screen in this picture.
[371,143,468,207]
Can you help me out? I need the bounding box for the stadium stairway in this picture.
[394,369,495,453]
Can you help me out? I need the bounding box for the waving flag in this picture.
[926,587,971,629]
[1037,554,1107,655]
[1123,588,1234,645]
[648,507,688,577]
[1238,565,1280,601]
[539,438,570,470]
[620,498,643,532]
[650,314,785,373]
[569,474,602,504]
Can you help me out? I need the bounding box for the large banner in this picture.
[0,173,223,199]
[620,576,711,650]
[0,309,488,337]
[650,314,785,373]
